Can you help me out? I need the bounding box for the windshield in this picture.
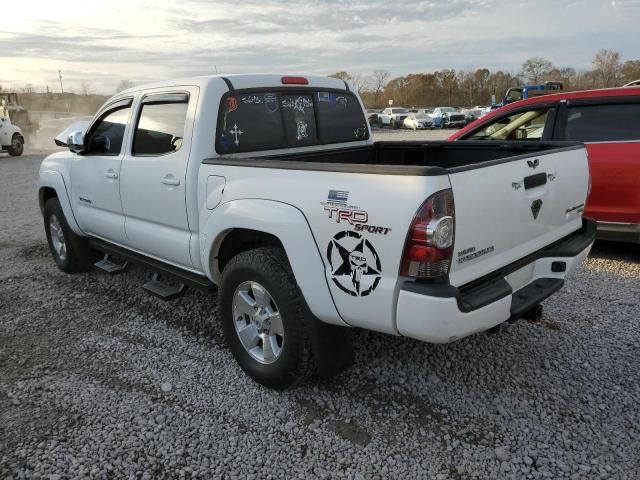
[415,114,430,119]
[467,108,552,141]
[439,107,457,113]
[391,108,409,114]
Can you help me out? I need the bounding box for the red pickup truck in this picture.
[449,87,640,244]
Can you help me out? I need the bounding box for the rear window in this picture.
[216,90,368,154]
[565,103,640,142]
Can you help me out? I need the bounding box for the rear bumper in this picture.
[396,218,596,343]
[596,221,640,244]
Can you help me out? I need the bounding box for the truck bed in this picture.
[204,141,583,175]
[275,141,578,168]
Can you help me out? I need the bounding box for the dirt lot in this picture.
[0,147,639,479]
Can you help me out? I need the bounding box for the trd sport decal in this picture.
[321,190,392,235]
[327,231,382,297]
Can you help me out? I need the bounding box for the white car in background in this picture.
[410,108,434,116]
[403,113,434,130]
[378,107,410,128]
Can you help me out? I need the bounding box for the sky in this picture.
[1,0,639,94]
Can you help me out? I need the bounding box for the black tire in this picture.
[44,197,97,273]
[7,135,24,157]
[218,247,314,389]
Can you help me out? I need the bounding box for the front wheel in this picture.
[44,198,97,273]
[7,135,24,156]
[218,247,314,389]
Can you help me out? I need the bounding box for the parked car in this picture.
[403,113,433,130]
[624,80,640,87]
[38,74,594,389]
[379,107,410,128]
[430,107,466,128]
[0,103,25,156]
[502,81,563,106]
[367,111,380,127]
[409,108,434,116]
[449,86,640,244]
[461,108,485,126]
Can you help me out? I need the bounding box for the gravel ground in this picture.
[0,151,639,480]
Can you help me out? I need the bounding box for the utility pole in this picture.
[58,70,64,94]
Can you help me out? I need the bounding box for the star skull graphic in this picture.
[326,231,382,297]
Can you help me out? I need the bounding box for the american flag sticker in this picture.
[328,190,349,204]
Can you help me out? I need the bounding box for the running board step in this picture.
[94,254,129,274]
[88,238,215,293]
[143,273,187,301]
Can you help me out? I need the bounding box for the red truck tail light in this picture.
[281,76,309,85]
[400,189,455,279]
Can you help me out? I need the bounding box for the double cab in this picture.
[38,74,595,388]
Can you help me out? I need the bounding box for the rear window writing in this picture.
[216,90,368,154]
[316,92,368,143]
[281,94,318,147]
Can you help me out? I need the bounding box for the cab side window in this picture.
[133,99,189,155]
[565,103,640,142]
[85,107,131,155]
[467,107,553,141]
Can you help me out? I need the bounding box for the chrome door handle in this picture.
[104,170,119,179]
[162,175,180,186]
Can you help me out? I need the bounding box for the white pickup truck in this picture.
[0,108,25,156]
[38,74,595,388]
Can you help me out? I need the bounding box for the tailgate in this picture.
[447,145,590,287]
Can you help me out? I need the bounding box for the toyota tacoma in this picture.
[38,74,595,388]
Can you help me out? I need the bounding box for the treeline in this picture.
[332,49,640,108]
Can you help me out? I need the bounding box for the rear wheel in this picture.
[218,247,314,389]
[44,198,97,273]
[7,135,24,157]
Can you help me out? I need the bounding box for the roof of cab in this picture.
[118,74,350,95]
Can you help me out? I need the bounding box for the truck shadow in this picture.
[589,239,639,264]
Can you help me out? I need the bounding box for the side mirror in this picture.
[87,134,111,153]
[67,130,85,153]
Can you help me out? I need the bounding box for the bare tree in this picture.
[349,73,369,94]
[521,57,554,83]
[329,71,368,93]
[115,80,135,93]
[620,60,640,85]
[371,70,390,106]
[592,49,621,87]
[19,83,35,94]
[80,82,94,96]
[473,68,490,91]
[438,69,457,105]
[329,71,352,81]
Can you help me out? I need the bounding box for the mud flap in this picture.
[305,307,354,379]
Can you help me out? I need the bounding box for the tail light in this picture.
[400,189,455,279]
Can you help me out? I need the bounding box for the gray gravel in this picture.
[1,152,639,479]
